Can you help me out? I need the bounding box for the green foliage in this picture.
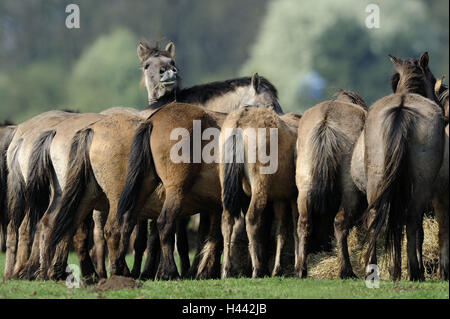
[242,0,448,112]
[67,28,145,113]
[0,0,448,121]
[0,61,67,122]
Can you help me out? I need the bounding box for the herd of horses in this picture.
[0,41,448,285]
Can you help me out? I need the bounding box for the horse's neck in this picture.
[201,86,248,113]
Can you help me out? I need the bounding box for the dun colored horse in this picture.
[220,107,300,278]
[294,90,367,279]
[363,52,444,281]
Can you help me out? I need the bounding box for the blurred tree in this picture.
[0,0,271,121]
[242,0,447,112]
[0,61,67,122]
[66,28,145,113]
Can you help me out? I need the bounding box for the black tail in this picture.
[365,95,419,263]
[0,126,16,245]
[26,130,56,239]
[49,128,94,249]
[221,130,245,218]
[117,122,153,224]
[7,139,26,231]
[306,120,349,252]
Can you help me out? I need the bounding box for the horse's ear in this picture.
[137,42,150,62]
[419,51,429,69]
[165,41,175,59]
[251,73,261,92]
[388,54,401,65]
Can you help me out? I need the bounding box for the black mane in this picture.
[148,76,278,109]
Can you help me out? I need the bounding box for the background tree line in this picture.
[0,0,448,122]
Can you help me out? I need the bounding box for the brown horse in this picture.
[364,52,444,281]
[432,80,448,280]
[295,90,367,279]
[219,107,300,278]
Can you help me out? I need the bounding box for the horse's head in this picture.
[389,52,438,103]
[241,73,283,113]
[137,41,179,104]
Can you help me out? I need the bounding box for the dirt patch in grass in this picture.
[94,275,141,291]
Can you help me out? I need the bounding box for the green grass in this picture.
[0,253,448,299]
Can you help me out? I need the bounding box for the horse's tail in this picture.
[7,139,26,232]
[365,94,419,263]
[306,119,348,252]
[117,122,153,224]
[221,129,245,219]
[26,130,56,239]
[49,128,94,249]
[0,126,16,247]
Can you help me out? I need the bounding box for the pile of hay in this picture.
[308,216,440,280]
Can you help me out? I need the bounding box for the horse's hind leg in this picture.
[189,212,209,278]
[433,196,449,280]
[416,213,425,280]
[334,182,365,279]
[131,220,148,279]
[46,193,97,281]
[156,191,183,280]
[245,193,269,278]
[14,214,31,278]
[92,210,107,279]
[295,187,310,278]
[19,221,42,280]
[105,199,131,277]
[272,200,288,277]
[196,209,223,279]
[176,217,190,278]
[140,219,160,280]
[73,213,98,283]
[221,209,236,279]
[406,200,427,281]
[4,175,26,280]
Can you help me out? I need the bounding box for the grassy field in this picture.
[0,252,448,299]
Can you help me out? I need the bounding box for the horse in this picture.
[363,52,444,281]
[0,121,16,252]
[3,110,84,279]
[432,79,448,280]
[40,40,282,280]
[219,107,301,278]
[294,90,367,279]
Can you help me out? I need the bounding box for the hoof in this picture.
[156,267,179,281]
[339,270,358,279]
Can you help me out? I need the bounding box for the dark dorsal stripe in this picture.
[147,76,278,110]
[334,90,368,109]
